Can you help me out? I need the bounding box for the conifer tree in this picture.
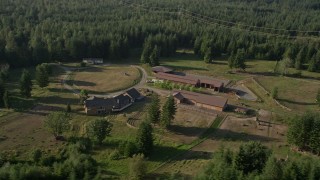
[262,156,283,180]
[135,121,153,156]
[228,51,235,69]
[3,90,9,109]
[20,69,32,97]
[140,40,152,64]
[204,47,212,63]
[66,103,71,113]
[148,93,160,124]
[149,45,160,66]
[308,55,317,72]
[234,49,246,70]
[235,141,271,174]
[36,64,49,88]
[160,95,176,128]
[295,48,305,70]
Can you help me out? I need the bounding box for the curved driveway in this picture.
[60,64,164,98]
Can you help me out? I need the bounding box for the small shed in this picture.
[83,58,104,65]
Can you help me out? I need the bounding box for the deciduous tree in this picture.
[44,111,71,139]
[86,119,112,145]
[271,86,278,99]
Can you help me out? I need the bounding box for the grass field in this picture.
[1,53,319,178]
[159,52,320,117]
[255,76,319,113]
[71,66,141,94]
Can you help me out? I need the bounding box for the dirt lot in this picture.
[167,107,216,144]
[0,113,64,158]
[193,115,287,152]
[156,114,288,177]
[72,66,140,93]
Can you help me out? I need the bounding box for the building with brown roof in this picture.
[173,90,228,111]
[155,72,200,86]
[155,72,224,91]
[198,77,224,92]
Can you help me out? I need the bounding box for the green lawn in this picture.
[255,76,319,113]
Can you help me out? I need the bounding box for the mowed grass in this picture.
[161,53,276,81]
[159,52,320,117]
[256,76,320,113]
[72,66,141,94]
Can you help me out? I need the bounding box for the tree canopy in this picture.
[0,0,319,71]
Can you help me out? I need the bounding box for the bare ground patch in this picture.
[164,107,216,144]
[0,113,64,158]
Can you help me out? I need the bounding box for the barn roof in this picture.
[155,72,199,85]
[173,90,228,108]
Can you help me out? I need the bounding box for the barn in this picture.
[173,90,228,112]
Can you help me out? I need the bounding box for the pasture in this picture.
[71,66,141,94]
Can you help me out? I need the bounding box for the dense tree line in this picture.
[0,0,319,71]
[0,139,99,179]
[197,141,320,180]
[287,112,320,155]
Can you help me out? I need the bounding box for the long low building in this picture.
[173,90,228,111]
[155,72,200,86]
[155,72,224,91]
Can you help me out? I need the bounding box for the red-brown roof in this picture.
[198,77,224,88]
[155,72,199,85]
[173,90,228,108]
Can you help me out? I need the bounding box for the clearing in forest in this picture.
[72,66,141,94]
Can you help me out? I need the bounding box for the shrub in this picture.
[109,150,121,160]
[30,149,42,163]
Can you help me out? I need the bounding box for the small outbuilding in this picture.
[152,66,174,73]
[83,58,104,65]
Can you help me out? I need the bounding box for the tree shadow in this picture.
[212,61,228,65]
[34,95,78,106]
[277,98,317,106]
[168,125,207,138]
[149,145,188,163]
[165,64,208,71]
[72,80,96,86]
[210,128,277,142]
[168,125,276,142]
